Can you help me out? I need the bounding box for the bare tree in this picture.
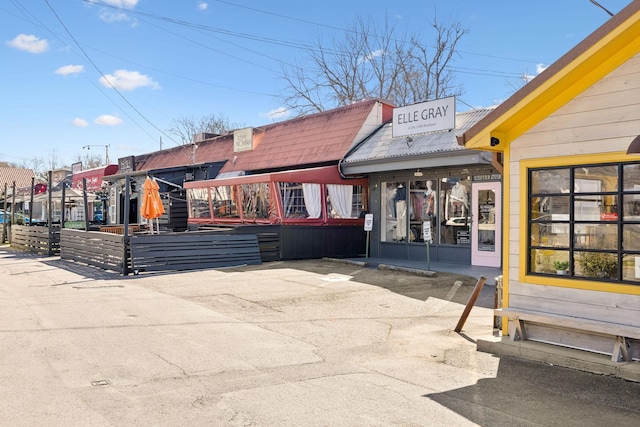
[17,157,46,179]
[279,14,467,115]
[72,153,104,169]
[47,149,60,172]
[168,113,237,145]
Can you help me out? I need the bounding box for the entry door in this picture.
[471,182,501,267]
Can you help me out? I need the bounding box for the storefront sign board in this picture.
[393,96,456,138]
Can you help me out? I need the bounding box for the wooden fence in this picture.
[60,229,129,274]
[10,225,60,255]
[129,232,261,274]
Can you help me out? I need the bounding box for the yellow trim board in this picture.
[465,10,640,151]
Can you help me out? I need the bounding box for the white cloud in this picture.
[95,115,122,126]
[523,63,549,83]
[101,0,138,8]
[362,49,384,64]
[73,118,89,127]
[6,34,49,54]
[99,69,160,91]
[261,107,290,120]
[536,63,548,74]
[55,64,84,76]
[92,0,139,24]
[99,11,131,23]
[198,2,208,11]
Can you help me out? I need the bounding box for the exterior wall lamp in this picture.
[626,135,640,154]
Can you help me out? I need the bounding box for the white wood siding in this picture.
[507,53,640,354]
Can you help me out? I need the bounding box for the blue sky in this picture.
[0,0,632,168]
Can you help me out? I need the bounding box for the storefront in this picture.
[71,164,118,223]
[341,107,502,266]
[459,2,640,363]
[104,160,225,231]
[184,165,368,226]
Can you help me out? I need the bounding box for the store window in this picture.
[326,184,366,219]
[409,179,437,242]
[241,183,271,219]
[211,185,239,218]
[528,162,640,284]
[187,188,211,219]
[440,177,471,245]
[381,181,407,242]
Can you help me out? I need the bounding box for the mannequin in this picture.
[423,180,435,217]
[386,183,396,217]
[450,181,468,217]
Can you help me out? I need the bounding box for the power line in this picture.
[44,0,180,145]
[7,0,168,145]
[83,0,546,67]
[589,0,614,17]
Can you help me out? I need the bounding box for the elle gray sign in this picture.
[392,96,456,138]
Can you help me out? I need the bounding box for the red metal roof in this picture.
[0,167,36,192]
[131,99,393,174]
[221,99,392,173]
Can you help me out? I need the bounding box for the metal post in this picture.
[11,181,16,224]
[61,184,66,227]
[10,181,16,244]
[365,230,370,263]
[426,240,431,271]
[1,183,7,243]
[82,178,89,231]
[47,171,53,255]
[29,177,35,225]
[423,220,432,271]
[122,175,131,276]
[454,276,487,333]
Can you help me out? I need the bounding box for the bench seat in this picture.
[495,308,640,362]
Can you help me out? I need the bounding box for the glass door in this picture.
[471,182,501,267]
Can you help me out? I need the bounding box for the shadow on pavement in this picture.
[426,356,640,426]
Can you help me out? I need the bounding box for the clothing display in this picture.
[395,185,407,240]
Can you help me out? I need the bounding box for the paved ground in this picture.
[1,247,640,426]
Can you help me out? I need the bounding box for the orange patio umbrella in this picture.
[142,177,165,233]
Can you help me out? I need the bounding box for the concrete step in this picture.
[478,337,640,383]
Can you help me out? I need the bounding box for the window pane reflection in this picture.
[531,169,570,194]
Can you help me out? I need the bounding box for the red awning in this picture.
[72,165,118,193]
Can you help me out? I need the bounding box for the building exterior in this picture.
[341,106,502,266]
[104,152,226,231]
[182,99,394,259]
[104,99,392,249]
[459,2,640,362]
[0,167,37,205]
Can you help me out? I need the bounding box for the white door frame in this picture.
[471,181,501,267]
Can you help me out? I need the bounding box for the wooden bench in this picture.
[495,308,640,362]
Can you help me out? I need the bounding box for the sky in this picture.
[0,0,634,169]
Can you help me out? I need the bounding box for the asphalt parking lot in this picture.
[1,247,640,426]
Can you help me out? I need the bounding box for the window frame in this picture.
[528,162,640,284]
